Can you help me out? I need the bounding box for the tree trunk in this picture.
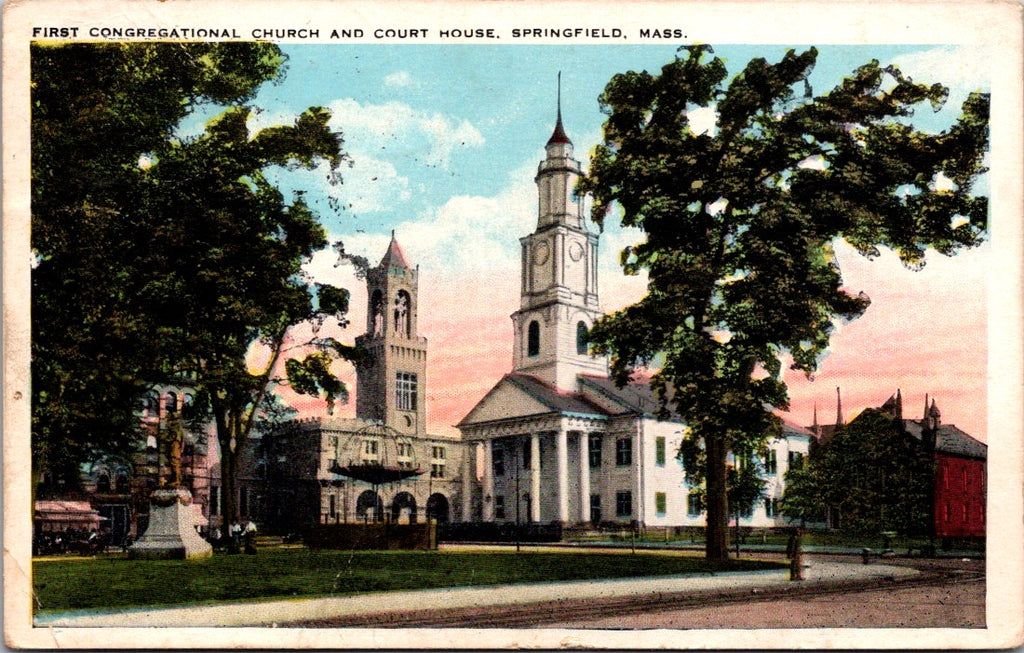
[705,433,731,562]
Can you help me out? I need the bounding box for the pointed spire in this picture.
[835,386,843,426]
[923,393,930,421]
[547,71,571,146]
[379,230,411,270]
[895,388,903,422]
[812,402,820,437]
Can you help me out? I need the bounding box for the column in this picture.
[579,432,590,524]
[461,442,474,522]
[483,439,495,522]
[530,433,541,522]
[556,428,569,523]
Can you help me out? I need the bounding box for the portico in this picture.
[460,404,609,524]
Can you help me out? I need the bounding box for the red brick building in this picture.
[878,392,986,538]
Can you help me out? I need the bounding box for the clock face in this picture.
[533,241,550,266]
[568,241,585,262]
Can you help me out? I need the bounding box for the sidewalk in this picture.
[33,560,917,628]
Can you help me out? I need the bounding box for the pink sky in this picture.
[280,233,988,444]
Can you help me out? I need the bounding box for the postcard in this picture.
[4,0,1023,649]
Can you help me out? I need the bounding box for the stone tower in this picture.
[511,77,607,390]
[355,233,428,436]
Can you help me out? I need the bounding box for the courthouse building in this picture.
[456,100,813,528]
[246,236,466,533]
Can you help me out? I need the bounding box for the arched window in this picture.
[96,473,111,493]
[527,321,540,357]
[394,290,411,337]
[115,473,130,494]
[370,289,384,336]
[576,321,589,355]
[165,392,178,414]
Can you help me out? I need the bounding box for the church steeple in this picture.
[512,80,607,390]
[547,72,571,147]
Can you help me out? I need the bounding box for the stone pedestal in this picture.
[129,488,212,560]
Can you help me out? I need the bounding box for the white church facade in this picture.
[457,96,813,529]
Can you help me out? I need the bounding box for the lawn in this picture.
[33,548,783,613]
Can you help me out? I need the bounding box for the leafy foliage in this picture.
[31,43,358,521]
[580,46,988,560]
[783,410,933,536]
[31,42,286,487]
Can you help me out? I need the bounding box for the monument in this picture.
[129,413,212,560]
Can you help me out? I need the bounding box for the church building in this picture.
[457,94,813,529]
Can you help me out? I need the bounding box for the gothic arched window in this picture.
[527,321,540,357]
[96,473,111,493]
[576,321,588,355]
[371,289,384,336]
[394,290,411,337]
[165,392,178,414]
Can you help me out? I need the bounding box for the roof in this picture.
[547,114,571,146]
[903,419,987,459]
[578,374,670,418]
[379,233,411,270]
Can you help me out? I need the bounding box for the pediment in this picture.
[458,377,555,427]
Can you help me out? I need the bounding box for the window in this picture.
[655,437,666,466]
[944,503,952,522]
[397,442,412,458]
[589,434,602,467]
[96,474,111,493]
[764,498,778,518]
[363,439,379,458]
[738,504,754,519]
[431,464,445,479]
[115,474,130,494]
[396,372,418,411]
[616,438,632,466]
[165,392,178,414]
[493,449,505,476]
[765,449,778,474]
[687,491,704,517]
[576,321,588,355]
[495,496,506,519]
[616,491,633,518]
[522,440,531,469]
[788,451,804,470]
[329,495,336,518]
[590,494,601,523]
[655,492,667,516]
[527,321,540,357]
[432,446,446,460]
[210,486,220,516]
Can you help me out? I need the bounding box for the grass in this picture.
[33,547,783,613]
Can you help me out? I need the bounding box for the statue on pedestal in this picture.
[129,401,212,560]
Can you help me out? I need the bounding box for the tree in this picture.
[31,43,357,526]
[32,42,288,490]
[783,410,933,537]
[580,46,988,561]
[141,104,356,523]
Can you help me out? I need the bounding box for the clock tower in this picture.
[355,233,428,437]
[511,80,607,390]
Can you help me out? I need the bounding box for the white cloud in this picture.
[687,106,718,136]
[889,46,990,95]
[327,99,485,169]
[384,71,412,88]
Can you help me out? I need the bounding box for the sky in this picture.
[217,43,991,441]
